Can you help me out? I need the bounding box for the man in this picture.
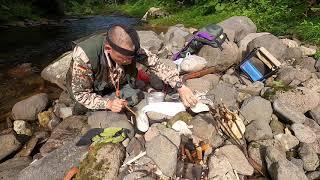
[66,24,197,113]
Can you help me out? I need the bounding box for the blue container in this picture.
[240,60,263,81]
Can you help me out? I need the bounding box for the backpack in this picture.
[173,24,228,60]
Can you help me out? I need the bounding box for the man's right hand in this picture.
[106,99,128,112]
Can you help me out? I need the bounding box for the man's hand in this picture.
[106,99,128,112]
[177,85,198,107]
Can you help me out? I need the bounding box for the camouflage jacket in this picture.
[70,46,181,110]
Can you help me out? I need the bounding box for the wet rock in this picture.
[77,143,125,180]
[295,57,316,72]
[281,38,299,48]
[138,31,163,53]
[270,114,285,135]
[306,171,320,180]
[274,133,299,151]
[146,135,177,177]
[276,66,312,85]
[40,115,88,156]
[41,51,72,90]
[273,99,306,124]
[300,45,317,56]
[265,147,308,180]
[238,32,270,57]
[275,87,319,113]
[13,120,32,136]
[0,157,32,180]
[38,110,61,130]
[206,82,238,108]
[18,137,87,180]
[247,34,288,61]
[208,153,236,179]
[88,111,134,138]
[198,42,241,72]
[217,145,254,175]
[186,77,212,93]
[240,96,272,124]
[12,93,48,121]
[245,119,273,142]
[0,133,21,161]
[291,123,316,144]
[299,143,319,171]
[7,63,34,78]
[217,16,257,43]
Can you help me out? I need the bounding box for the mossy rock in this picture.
[167,112,193,127]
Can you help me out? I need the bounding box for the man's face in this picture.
[105,44,134,65]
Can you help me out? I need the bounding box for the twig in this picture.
[121,151,146,167]
[125,105,137,117]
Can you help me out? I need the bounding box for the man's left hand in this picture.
[177,85,198,107]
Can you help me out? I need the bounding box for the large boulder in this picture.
[18,138,87,180]
[164,24,190,55]
[245,119,273,142]
[291,123,316,144]
[0,133,21,161]
[206,82,238,108]
[238,32,270,58]
[276,66,312,85]
[0,157,32,180]
[198,42,241,72]
[41,51,72,90]
[217,16,257,43]
[12,93,48,121]
[137,31,163,53]
[240,96,272,124]
[247,34,288,61]
[273,99,307,124]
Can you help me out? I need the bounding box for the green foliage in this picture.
[0,1,39,22]
[315,50,320,60]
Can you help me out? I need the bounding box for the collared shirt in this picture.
[70,46,181,110]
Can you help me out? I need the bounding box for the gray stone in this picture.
[146,135,177,177]
[238,32,270,58]
[217,16,257,43]
[274,133,299,151]
[158,128,181,148]
[18,137,87,180]
[41,51,72,90]
[12,93,48,121]
[247,142,268,174]
[276,66,312,85]
[207,83,238,108]
[270,114,285,135]
[299,143,319,171]
[290,158,304,170]
[146,111,168,122]
[59,107,73,119]
[0,157,32,180]
[198,42,241,72]
[306,171,320,180]
[58,91,73,106]
[273,100,306,124]
[123,172,155,180]
[217,145,254,175]
[0,133,21,161]
[295,57,316,72]
[303,118,320,137]
[281,38,299,48]
[164,25,190,54]
[240,96,272,124]
[126,137,145,156]
[300,45,317,56]
[13,120,32,136]
[190,114,217,146]
[40,115,88,156]
[180,55,207,73]
[201,74,220,88]
[238,81,264,96]
[247,34,288,61]
[141,7,168,21]
[221,74,240,85]
[286,47,303,61]
[186,77,212,93]
[303,78,320,93]
[208,153,235,179]
[245,119,273,142]
[137,30,163,53]
[265,147,308,180]
[291,123,316,144]
[88,111,134,138]
[149,73,164,90]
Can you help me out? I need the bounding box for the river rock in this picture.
[306,171,320,180]
[273,99,306,124]
[38,110,61,130]
[247,142,268,174]
[208,153,236,179]
[138,31,163,53]
[286,47,303,61]
[146,135,177,177]
[290,158,304,170]
[0,133,21,161]
[217,145,254,175]
[88,111,134,138]
[274,133,299,151]
[281,38,299,48]
[276,87,319,113]
[238,32,270,57]
[270,114,285,135]
[186,77,212,93]
[240,96,272,124]
[238,81,264,96]
[302,78,320,94]
[300,45,317,56]
[141,7,168,21]
[77,143,125,179]
[201,74,220,88]
[18,137,87,180]
[158,127,181,148]
[206,82,238,108]
[12,93,48,121]
[41,51,72,90]
[265,147,308,180]
[245,119,273,142]
[198,42,240,72]
[221,74,240,85]
[58,91,73,106]
[0,157,32,180]
[13,120,32,136]
[276,66,312,85]
[180,55,207,73]
[291,123,316,144]
[295,57,316,72]
[190,114,217,145]
[164,25,190,54]
[217,16,257,43]
[40,115,88,156]
[299,143,319,171]
[310,104,320,125]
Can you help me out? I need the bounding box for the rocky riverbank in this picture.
[1,16,320,179]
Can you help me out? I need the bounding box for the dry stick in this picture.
[124,105,137,117]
